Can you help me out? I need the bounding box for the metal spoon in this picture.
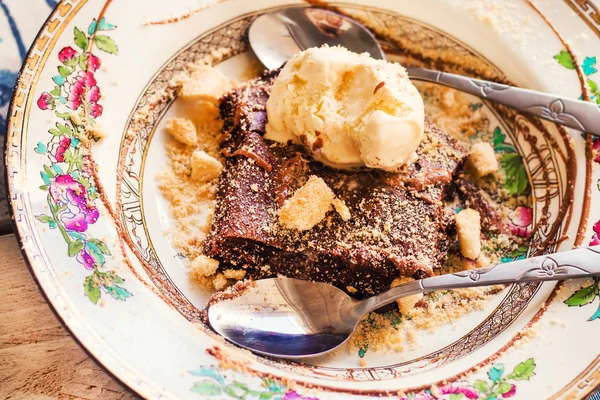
[248,7,600,137]
[208,246,600,359]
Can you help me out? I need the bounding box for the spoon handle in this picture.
[368,246,600,311]
[406,67,600,137]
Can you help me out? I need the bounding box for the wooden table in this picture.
[0,234,139,400]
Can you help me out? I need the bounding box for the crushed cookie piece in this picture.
[346,286,358,294]
[223,269,247,280]
[456,208,481,259]
[166,117,197,146]
[391,277,423,315]
[190,150,223,182]
[278,175,335,231]
[469,142,499,177]
[190,255,219,278]
[178,64,231,104]
[213,273,228,290]
[332,198,351,221]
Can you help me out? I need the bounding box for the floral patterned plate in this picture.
[6,0,600,399]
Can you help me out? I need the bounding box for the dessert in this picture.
[202,62,467,299]
[265,47,424,171]
[159,46,530,357]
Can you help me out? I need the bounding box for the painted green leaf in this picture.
[497,382,512,395]
[94,35,118,54]
[564,282,599,306]
[589,79,599,94]
[492,127,515,153]
[67,240,84,257]
[505,358,536,381]
[49,128,61,136]
[500,153,529,195]
[88,238,111,255]
[78,53,88,70]
[188,367,225,384]
[58,66,71,77]
[104,285,132,301]
[448,394,465,400]
[74,27,88,50]
[487,363,505,383]
[554,50,575,69]
[84,275,100,304]
[588,304,600,321]
[224,384,242,397]
[191,380,222,395]
[43,165,56,178]
[39,185,49,191]
[55,111,71,120]
[473,379,489,393]
[86,243,105,267]
[583,56,597,76]
[104,271,124,284]
[36,214,54,224]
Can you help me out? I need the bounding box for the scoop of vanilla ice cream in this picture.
[265,46,425,171]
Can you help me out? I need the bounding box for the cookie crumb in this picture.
[469,142,498,177]
[333,198,351,221]
[179,64,231,104]
[191,150,223,182]
[213,273,228,290]
[166,117,197,146]
[456,208,481,259]
[279,175,335,231]
[190,255,219,278]
[391,277,423,315]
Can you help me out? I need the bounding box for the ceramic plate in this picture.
[7,0,600,398]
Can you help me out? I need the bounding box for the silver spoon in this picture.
[248,7,600,137]
[208,246,600,359]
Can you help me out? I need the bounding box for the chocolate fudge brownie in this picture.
[203,70,467,299]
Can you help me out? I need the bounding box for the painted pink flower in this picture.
[590,220,600,246]
[593,138,600,163]
[77,249,95,269]
[65,71,102,117]
[55,136,71,162]
[58,46,79,63]
[49,174,99,233]
[508,206,533,237]
[87,53,101,72]
[37,92,54,110]
[437,382,479,399]
[283,392,319,400]
[502,384,516,398]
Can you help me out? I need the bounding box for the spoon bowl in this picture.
[207,278,363,358]
[208,247,600,359]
